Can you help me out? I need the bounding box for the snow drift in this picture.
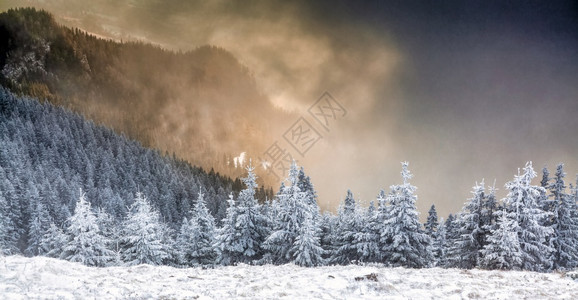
[1,256,577,299]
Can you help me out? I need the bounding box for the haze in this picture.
[3,0,577,219]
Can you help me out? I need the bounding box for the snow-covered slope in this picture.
[1,256,576,299]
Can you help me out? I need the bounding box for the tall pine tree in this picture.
[214,163,268,265]
[120,192,169,266]
[381,162,432,268]
[502,162,554,271]
[60,189,115,267]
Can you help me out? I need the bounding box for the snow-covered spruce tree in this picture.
[351,201,382,263]
[0,171,22,255]
[448,180,486,269]
[214,193,237,265]
[25,201,52,256]
[432,217,447,266]
[424,204,439,238]
[60,190,115,267]
[96,208,121,255]
[176,192,217,266]
[215,164,269,265]
[438,214,458,267]
[292,212,325,267]
[550,164,578,270]
[297,166,321,221]
[0,189,11,255]
[539,166,555,222]
[503,162,554,272]
[480,181,499,247]
[263,161,318,264]
[319,211,337,261]
[374,189,389,262]
[41,222,68,258]
[381,162,432,268]
[480,210,523,270]
[331,189,363,265]
[120,192,169,266]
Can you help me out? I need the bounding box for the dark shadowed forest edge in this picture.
[0,7,290,187]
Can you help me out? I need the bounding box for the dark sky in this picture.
[3,0,578,219]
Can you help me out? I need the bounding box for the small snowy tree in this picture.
[480,210,522,270]
[292,215,325,267]
[381,162,432,268]
[214,193,237,265]
[61,190,115,267]
[41,222,68,258]
[503,162,554,272]
[424,204,439,238]
[432,217,447,266]
[120,192,169,266]
[0,190,11,255]
[438,214,458,267]
[264,161,318,264]
[480,181,499,247]
[331,189,362,265]
[351,201,381,263]
[214,164,268,265]
[25,201,52,256]
[448,180,486,269]
[176,192,217,266]
[550,165,578,270]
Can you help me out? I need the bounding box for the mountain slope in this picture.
[0,7,288,182]
[0,87,274,254]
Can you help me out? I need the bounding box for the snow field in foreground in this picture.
[1,255,577,299]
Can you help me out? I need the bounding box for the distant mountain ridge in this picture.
[0,7,288,185]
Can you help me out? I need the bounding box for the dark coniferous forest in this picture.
[2,88,578,271]
[1,8,578,273]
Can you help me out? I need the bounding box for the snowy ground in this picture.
[1,256,577,299]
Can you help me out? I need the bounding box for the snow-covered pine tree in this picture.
[297,166,321,221]
[319,211,337,261]
[263,161,317,264]
[176,192,217,266]
[503,162,554,272]
[374,189,389,262]
[480,180,499,247]
[0,172,22,254]
[432,217,447,266]
[331,189,362,265]
[438,214,458,267]
[539,166,555,219]
[25,201,52,256]
[539,166,557,268]
[96,209,121,264]
[551,164,578,270]
[61,189,115,266]
[120,192,169,266]
[381,162,432,268]
[351,201,381,263]
[215,164,268,265]
[0,189,10,255]
[214,193,237,265]
[41,222,68,258]
[448,180,486,269]
[424,204,439,238]
[480,209,523,270]
[292,213,325,267]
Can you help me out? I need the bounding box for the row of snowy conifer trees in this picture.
[23,160,578,271]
